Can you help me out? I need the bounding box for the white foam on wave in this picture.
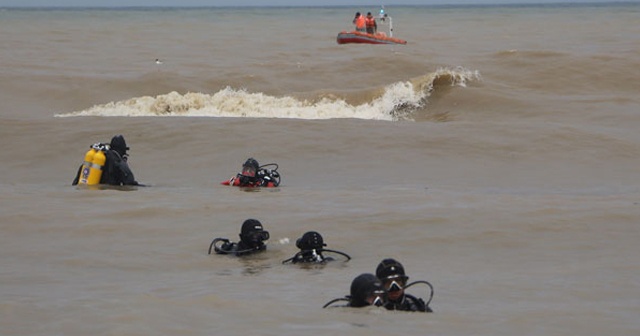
[55,67,480,121]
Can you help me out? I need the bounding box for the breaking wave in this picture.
[55,67,480,121]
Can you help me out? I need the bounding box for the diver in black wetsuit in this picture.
[208,219,269,256]
[323,273,387,308]
[101,135,138,186]
[282,231,351,264]
[376,258,434,313]
[72,134,139,186]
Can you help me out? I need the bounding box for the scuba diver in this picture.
[208,219,270,256]
[323,273,387,308]
[221,157,280,188]
[282,231,351,264]
[375,258,434,313]
[72,134,140,186]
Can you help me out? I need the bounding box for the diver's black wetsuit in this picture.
[289,250,334,264]
[385,293,432,312]
[100,150,138,185]
[215,240,266,257]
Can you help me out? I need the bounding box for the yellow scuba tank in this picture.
[78,147,96,185]
[86,148,106,185]
[77,143,106,185]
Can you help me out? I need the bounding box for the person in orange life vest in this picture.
[365,12,377,34]
[221,157,280,187]
[352,12,366,32]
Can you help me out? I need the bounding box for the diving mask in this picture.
[383,275,408,292]
[368,288,388,307]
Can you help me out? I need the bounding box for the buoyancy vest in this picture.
[365,16,376,28]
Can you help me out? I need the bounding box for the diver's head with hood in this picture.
[110,134,130,157]
[349,273,387,308]
[376,258,409,302]
[239,218,269,248]
[240,158,260,184]
[296,231,327,251]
